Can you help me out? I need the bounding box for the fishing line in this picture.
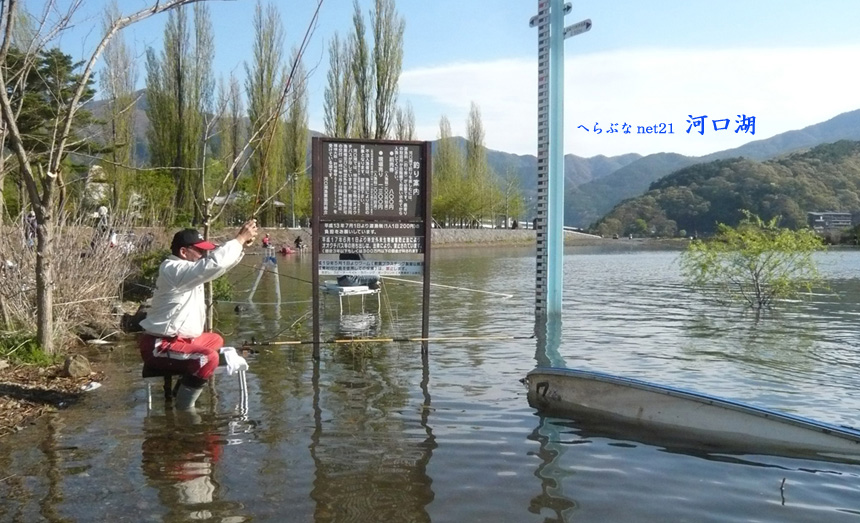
[236,259,314,285]
[382,276,514,299]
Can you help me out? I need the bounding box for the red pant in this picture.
[138,332,222,380]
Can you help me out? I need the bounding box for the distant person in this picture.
[90,206,110,250]
[294,236,304,250]
[511,219,518,230]
[138,220,258,410]
[337,253,380,290]
[262,233,271,248]
[23,210,36,248]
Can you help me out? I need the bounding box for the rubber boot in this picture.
[174,384,203,410]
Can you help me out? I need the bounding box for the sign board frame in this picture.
[311,137,432,357]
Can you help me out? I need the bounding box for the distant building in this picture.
[807,211,854,232]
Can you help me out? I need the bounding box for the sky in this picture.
[55,0,860,159]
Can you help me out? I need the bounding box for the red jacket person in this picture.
[138,220,257,409]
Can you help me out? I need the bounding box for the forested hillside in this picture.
[592,140,860,237]
[567,108,860,228]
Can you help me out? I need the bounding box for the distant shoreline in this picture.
[245,227,689,250]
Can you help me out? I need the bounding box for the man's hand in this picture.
[236,218,258,246]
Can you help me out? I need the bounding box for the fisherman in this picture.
[138,219,258,410]
[293,235,304,250]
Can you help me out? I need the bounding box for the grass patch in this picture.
[0,332,60,366]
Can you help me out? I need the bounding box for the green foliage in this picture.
[245,0,286,227]
[211,275,233,302]
[323,32,354,137]
[679,211,825,310]
[145,4,213,223]
[2,46,96,177]
[123,248,170,302]
[0,332,59,365]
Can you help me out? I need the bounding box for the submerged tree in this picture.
[680,211,825,310]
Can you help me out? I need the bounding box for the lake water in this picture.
[3,245,860,522]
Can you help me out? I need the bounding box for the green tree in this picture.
[465,102,497,224]
[432,115,464,226]
[99,1,137,213]
[245,0,286,226]
[500,164,525,226]
[680,211,825,310]
[393,101,415,140]
[283,47,308,228]
[145,3,213,223]
[349,0,372,139]
[322,32,353,138]
[214,73,244,182]
[371,0,404,140]
[0,0,209,354]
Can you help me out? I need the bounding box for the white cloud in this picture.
[399,45,860,158]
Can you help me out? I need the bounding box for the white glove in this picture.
[220,346,249,375]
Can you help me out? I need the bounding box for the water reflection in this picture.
[140,411,247,521]
[527,416,578,522]
[309,350,436,521]
[337,313,380,338]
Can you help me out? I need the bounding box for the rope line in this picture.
[245,334,536,346]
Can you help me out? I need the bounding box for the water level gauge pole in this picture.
[530,1,592,320]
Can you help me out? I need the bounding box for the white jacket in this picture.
[140,239,244,338]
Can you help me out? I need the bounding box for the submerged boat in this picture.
[525,367,860,459]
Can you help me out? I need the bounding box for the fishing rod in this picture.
[244,333,536,346]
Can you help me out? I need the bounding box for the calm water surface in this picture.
[3,245,860,522]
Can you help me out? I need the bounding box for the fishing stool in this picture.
[142,366,182,400]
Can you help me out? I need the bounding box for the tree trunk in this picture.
[35,207,54,354]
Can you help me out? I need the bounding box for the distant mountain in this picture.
[433,136,641,199]
[566,108,860,227]
[86,93,860,229]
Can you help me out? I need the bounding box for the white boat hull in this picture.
[526,367,860,458]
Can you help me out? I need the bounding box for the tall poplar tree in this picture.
[215,73,244,180]
[371,0,404,140]
[432,115,464,226]
[350,0,372,139]
[283,47,309,227]
[394,101,415,140]
[465,101,496,223]
[245,0,285,226]
[100,1,137,212]
[322,32,353,138]
[145,3,213,223]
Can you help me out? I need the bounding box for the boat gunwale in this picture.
[527,366,860,443]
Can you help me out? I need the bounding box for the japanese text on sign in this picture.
[322,222,421,237]
[320,235,424,254]
[318,260,424,276]
[322,142,423,218]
